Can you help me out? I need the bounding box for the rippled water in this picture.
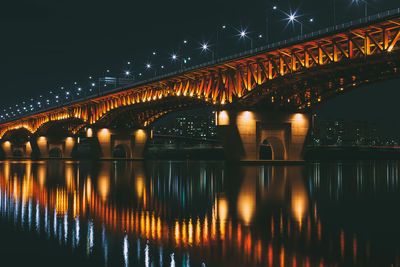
[0,160,399,266]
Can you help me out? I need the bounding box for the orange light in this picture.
[66,137,74,145]
[241,111,252,121]
[218,111,229,126]
[87,128,93,138]
[98,175,110,202]
[237,186,255,226]
[97,128,110,142]
[3,141,11,148]
[218,197,228,222]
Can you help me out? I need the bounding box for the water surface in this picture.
[0,160,399,266]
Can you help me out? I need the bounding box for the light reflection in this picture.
[35,200,39,232]
[75,216,80,246]
[0,160,393,266]
[237,179,255,226]
[145,242,149,267]
[291,187,307,227]
[170,253,175,267]
[123,235,129,267]
[159,246,163,267]
[64,213,68,243]
[14,196,19,225]
[28,199,32,229]
[53,207,57,236]
[98,173,110,202]
[102,225,108,265]
[87,220,94,255]
[136,175,145,200]
[44,205,48,234]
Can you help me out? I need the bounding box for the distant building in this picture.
[313,119,378,146]
[98,77,135,89]
[152,111,217,138]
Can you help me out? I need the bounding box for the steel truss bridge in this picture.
[1,9,400,142]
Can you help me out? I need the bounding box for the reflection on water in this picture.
[0,160,399,266]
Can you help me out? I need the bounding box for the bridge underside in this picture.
[238,52,400,110]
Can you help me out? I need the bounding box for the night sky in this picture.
[1,0,399,137]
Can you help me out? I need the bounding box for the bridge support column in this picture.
[217,111,310,162]
[132,129,148,160]
[97,128,113,159]
[1,140,33,159]
[36,136,49,158]
[96,128,148,160]
[1,141,13,158]
[35,136,76,158]
[63,137,76,158]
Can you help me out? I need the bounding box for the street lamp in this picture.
[266,2,279,44]
[201,42,215,61]
[286,11,305,36]
[146,62,158,77]
[239,29,253,49]
[215,24,228,59]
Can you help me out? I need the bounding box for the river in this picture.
[0,160,398,266]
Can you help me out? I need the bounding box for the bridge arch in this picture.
[259,135,287,161]
[1,127,32,142]
[49,147,62,158]
[0,127,33,159]
[34,118,87,137]
[12,149,23,158]
[259,139,272,160]
[112,144,129,158]
[93,96,213,129]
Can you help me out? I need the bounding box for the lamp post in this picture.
[287,12,314,36]
[239,29,253,49]
[145,63,155,77]
[201,42,214,61]
[288,13,304,35]
[170,53,180,69]
[215,25,227,60]
[266,3,278,44]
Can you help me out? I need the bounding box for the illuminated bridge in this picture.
[1,9,400,161]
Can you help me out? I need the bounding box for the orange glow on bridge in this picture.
[0,13,400,139]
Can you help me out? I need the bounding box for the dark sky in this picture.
[0,0,399,137]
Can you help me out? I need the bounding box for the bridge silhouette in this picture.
[1,9,400,161]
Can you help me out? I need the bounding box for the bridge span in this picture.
[1,9,400,161]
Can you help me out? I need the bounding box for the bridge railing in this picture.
[90,8,400,97]
[3,8,400,124]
